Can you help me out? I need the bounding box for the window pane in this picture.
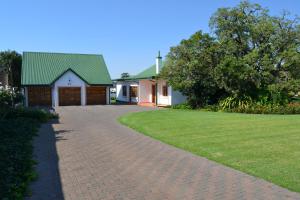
[122,86,127,96]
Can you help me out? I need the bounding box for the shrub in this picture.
[0,118,38,199]
[201,105,220,112]
[5,108,58,123]
[0,89,24,108]
[171,103,193,110]
[0,107,58,199]
[229,103,300,114]
[219,95,253,110]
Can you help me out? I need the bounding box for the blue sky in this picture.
[1,0,299,78]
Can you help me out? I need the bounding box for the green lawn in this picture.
[119,109,300,192]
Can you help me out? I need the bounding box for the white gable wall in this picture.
[116,79,186,106]
[157,80,171,105]
[52,71,87,107]
[171,89,187,105]
[116,81,139,102]
[139,80,152,103]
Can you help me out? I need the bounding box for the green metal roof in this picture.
[115,61,165,81]
[133,64,157,79]
[21,52,112,85]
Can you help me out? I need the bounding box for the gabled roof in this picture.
[115,62,165,81]
[134,64,157,79]
[21,52,112,85]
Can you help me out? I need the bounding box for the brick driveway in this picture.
[28,105,300,200]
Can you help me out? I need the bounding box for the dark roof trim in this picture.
[50,68,89,85]
[89,84,113,86]
[114,76,157,81]
[22,84,51,87]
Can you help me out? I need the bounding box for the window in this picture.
[162,84,168,96]
[122,85,127,96]
[130,86,138,97]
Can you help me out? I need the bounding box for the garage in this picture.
[86,86,106,105]
[59,87,81,106]
[28,86,52,106]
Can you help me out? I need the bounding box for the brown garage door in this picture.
[86,86,106,105]
[59,87,81,106]
[28,86,52,106]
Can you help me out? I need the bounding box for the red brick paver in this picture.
[28,105,300,200]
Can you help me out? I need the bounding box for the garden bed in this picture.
[0,108,57,199]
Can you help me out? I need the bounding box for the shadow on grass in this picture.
[26,118,65,200]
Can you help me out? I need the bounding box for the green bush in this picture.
[5,108,58,123]
[0,89,24,108]
[201,105,220,112]
[219,95,253,110]
[0,107,58,199]
[0,118,38,199]
[228,103,300,114]
[171,103,193,110]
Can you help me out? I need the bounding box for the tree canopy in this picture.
[161,1,300,107]
[121,72,130,79]
[0,50,22,87]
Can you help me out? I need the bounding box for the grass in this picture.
[119,109,300,192]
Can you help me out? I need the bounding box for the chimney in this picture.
[155,51,162,74]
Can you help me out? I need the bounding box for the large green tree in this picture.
[0,50,22,87]
[160,31,223,107]
[161,1,300,107]
[210,1,300,99]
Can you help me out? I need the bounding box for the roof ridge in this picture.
[23,51,103,56]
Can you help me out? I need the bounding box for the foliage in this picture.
[161,1,300,108]
[0,89,24,108]
[160,31,223,107]
[5,107,58,123]
[0,50,22,87]
[171,103,193,110]
[119,110,300,192]
[121,72,130,79]
[219,95,253,110]
[0,118,38,199]
[0,108,58,199]
[228,102,300,114]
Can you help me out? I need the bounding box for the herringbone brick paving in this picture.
[28,105,300,200]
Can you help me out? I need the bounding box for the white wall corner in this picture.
[24,87,29,107]
[106,86,110,104]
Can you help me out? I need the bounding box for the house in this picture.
[21,52,112,107]
[115,52,186,106]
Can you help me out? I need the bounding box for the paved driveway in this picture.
[28,105,300,200]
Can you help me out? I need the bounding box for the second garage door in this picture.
[59,87,81,106]
[86,86,106,105]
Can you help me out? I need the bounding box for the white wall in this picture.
[116,79,186,106]
[157,80,171,105]
[53,71,87,107]
[171,89,187,105]
[24,87,28,107]
[106,86,110,104]
[139,80,152,103]
[116,81,139,103]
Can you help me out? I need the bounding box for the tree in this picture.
[0,50,22,87]
[161,1,300,107]
[121,72,130,79]
[210,1,300,99]
[160,31,223,107]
